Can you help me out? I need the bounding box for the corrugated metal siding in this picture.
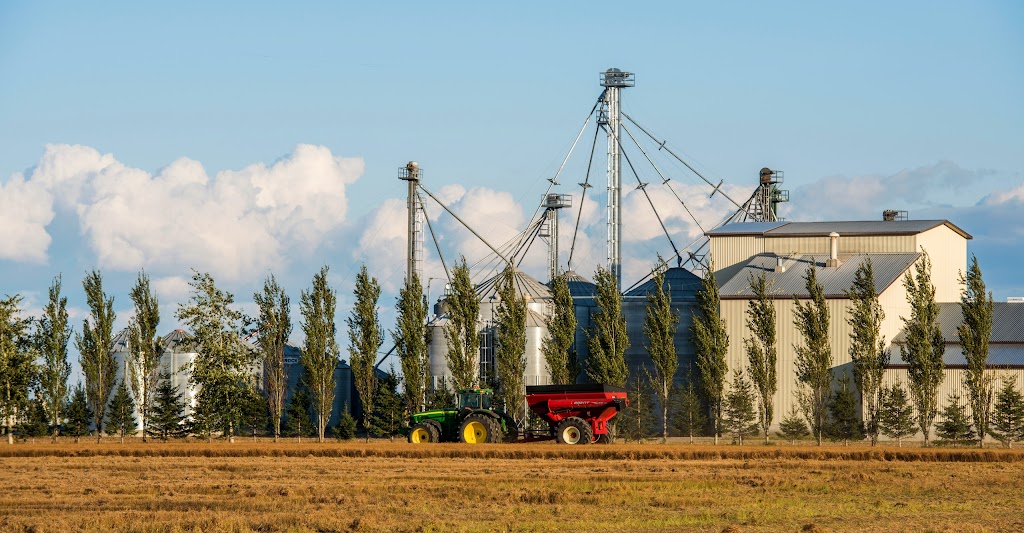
[709,235,764,275]
[914,225,968,303]
[891,302,1024,344]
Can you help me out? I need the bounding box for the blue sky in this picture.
[1,1,1022,369]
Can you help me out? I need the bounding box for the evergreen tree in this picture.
[148,372,187,441]
[64,383,92,443]
[75,270,117,443]
[302,265,341,443]
[846,258,890,445]
[586,265,629,387]
[643,267,679,443]
[394,273,429,414]
[495,267,528,423]
[901,251,945,446]
[827,375,864,445]
[284,384,314,441]
[990,377,1024,448]
[444,258,480,391]
[35,276,72,442]
[189,393,217,442]
[692,266,729,444]
[426,377,456,409]
[368,368,403,439]
[127,270,162,443]
[240,385,268,442]
[793,263,833,445]
[958,256,994,447]
[670,368,706,444]
[936,394,975,446]
[348,265,383,443]
[18,398,50,440]
[175,271,257,443]
[1,294,35,445]
[722,370,758,444]
[106,379,138,443]
[777,406,810,443]
[744,273,777,444]
[332,404,357,440]
[543,273,578,384]
[879,382,917,447]
[619,376,656,442]
[253,274,291,442]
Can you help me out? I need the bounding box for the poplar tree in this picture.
[254,274,291,442]
[176,271,257,443]
[348,265,383,442]
[879,382,917,447]
[846,258,889,445]
[106,379,137,443]
[64,383,92,443]
[302,266,340,443]
[793,263,832,445]
[722,370,757,445]
[586,265,629,387]
[901,252,945,446]
[1,295,34,444]
[543,273,578,384]
[642,267,679,443]
[744,273,777,444]
[692,266,729,444]
[394,274,429,413]
[990,377,1024,448]
[148,372,187,440]
[495,267,527,422]
[76,270,117,443]
[958,256,994,447]
[936,394,975,446]
[36,277,72,442]
[127,271,161,442]
[444,258,480,391]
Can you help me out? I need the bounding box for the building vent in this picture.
[1008,297,1024,303]
[883,209,908,221]
[774,255,786,273]
[826,232,842,267]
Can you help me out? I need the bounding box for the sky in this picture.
[1,1,1022,374]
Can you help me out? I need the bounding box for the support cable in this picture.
[567,124,602,271]
[620,123,706,235]
[418,183,512,268]
[417,191,451,284]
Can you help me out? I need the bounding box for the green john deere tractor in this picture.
[407,388,517,444]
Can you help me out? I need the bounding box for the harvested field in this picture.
[2,442,1023,532]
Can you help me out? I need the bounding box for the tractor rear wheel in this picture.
[408,422,440,443]
[555,417,593,445]
[499,413,519,443]
[459,414,502,444]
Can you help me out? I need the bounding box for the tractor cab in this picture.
[458,388,493,411]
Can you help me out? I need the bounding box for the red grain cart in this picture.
[525,384,628,444]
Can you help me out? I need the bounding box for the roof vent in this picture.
[774,255,786,273]
[826,232,842,267]
[883,210,908,221]
[1008,297,1024,303]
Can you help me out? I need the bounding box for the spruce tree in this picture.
[990,377,1024,448]
[846,258,889,445]
[368,368,403,439]
[619,376,656,442]
[394,273,429,414]
[176,271,257,443]
[348,265,383,443]
[879,382,917,447]
[958,256,994,447]
[284,383,314,441]
[128,270,161,443]
[744,273,777,444]
[106,379,138,443]
[827,375,864,445]
[303,265,341,443]
[1,295,34,445]
[671,370,706,443]
[76,270,117,443]
[148,372,187,440]
[643,267,679,443]
[586,265,629,387]
[692,266,729,444]
[936,394,975,446]
[722,370,758,444]
[543,273,578,384]
[254,273,291,442]
[426,377,456,409]
[65,383,92,443]
[793,263,832,445]
[444,258,480,391]
[333,407,357,440]
[35,276,72,442]
[240,385,268,442]
[901,251,945,446]
[18,398,50,441]
[777,406,810,443]
[495,267,527,423]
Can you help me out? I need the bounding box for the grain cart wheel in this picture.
[555,417,593,445]
[459,414,500,444]
[408,422,439,443]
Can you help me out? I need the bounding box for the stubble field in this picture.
[2,442,1023,532]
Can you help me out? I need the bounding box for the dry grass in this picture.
[2,442,1023,532]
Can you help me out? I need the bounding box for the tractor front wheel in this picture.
[555,417,593,445]
[408,422,440,443]
[459,414,502,444]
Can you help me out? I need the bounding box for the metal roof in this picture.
[475,269,552,302]
[892,302,1024,344]
[624,267,701,301]
[889,344,1024,367]
[562,270,597,298]
[706,220,972,239]
[719,253,919,299]
[161,329,194,353]
[526,309,547,328]
[112,328,131,352]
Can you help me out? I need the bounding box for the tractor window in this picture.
[458,392,492,410]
